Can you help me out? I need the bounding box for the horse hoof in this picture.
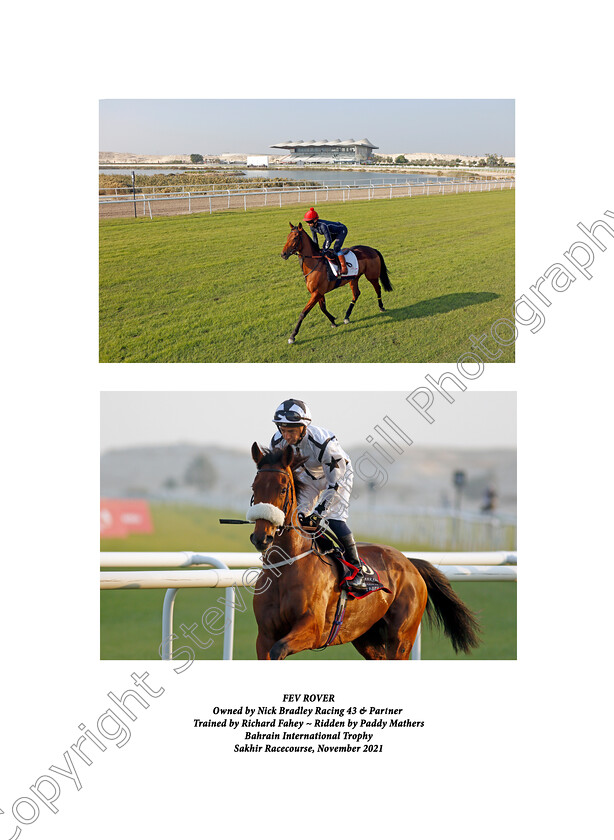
[288,338,295,344]
[331,322,337,328]
[343,318,349,325]
[378,308,386,314]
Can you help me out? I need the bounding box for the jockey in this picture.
[303,208,348,275]
[271,398,367,589]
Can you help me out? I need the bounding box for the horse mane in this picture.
[299,226,321,254]
[257,446,309,497]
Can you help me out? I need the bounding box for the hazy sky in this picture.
[99,99,515,156]
[100,391,516,455]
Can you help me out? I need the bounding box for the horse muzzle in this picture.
[280,252,289,260]
[250,531,274,551]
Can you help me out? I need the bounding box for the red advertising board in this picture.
[100,499,154,538]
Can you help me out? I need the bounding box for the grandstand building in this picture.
[270,138,378,165]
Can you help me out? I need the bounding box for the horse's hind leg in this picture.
[318,297,337,328]
[384,624,420,660]
[343,280,361,324]
[383,599,425,660]
[366,256,387,312]
[370,278,386,313]
[351,619,387,660]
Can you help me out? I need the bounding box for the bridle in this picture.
[251,465,325,572]
[284,228,325,264]
[251,466,297,535]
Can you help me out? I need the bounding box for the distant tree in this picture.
[395,155,408,164]
[190,153,204,164]
[184,454,217,490]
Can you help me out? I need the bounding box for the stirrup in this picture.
[351,577,368,590]
[347,565,368,589]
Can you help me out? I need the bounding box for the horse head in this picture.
[248,443,297,551]
[280,222,305,260]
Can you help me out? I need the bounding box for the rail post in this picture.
[160,554,236,661]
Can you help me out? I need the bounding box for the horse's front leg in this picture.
[344,279,361,324]
[318,296,337,328]
[256,632,275,660]
[288,292,321,344]
[268,612,319,660]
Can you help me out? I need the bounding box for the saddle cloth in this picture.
[327,249,358,278]
[333,549,391,600]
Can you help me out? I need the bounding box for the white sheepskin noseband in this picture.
[246,503,285,527]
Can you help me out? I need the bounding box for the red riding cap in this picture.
[303,207,319,222]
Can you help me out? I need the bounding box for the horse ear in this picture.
[298,223,303,230]
[251,442,264,464]
[289,222,295,229]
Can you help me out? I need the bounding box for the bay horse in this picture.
[280,223,393,344]
[248,443,480,660]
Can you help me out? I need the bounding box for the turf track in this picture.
[99,191,515,363]
[100,504,516,660]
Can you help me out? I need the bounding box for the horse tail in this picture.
[374,249,393,292]
[410,557,481,654]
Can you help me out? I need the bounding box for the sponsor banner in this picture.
[100,499,154,538]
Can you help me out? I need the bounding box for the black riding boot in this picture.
[338,533,368,589]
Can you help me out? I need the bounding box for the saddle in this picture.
[309,528,392,651]
[314,530,391,600]
[321,248,356,282]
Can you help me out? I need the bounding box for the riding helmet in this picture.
[303,208,319,222]
[273,399,312,427]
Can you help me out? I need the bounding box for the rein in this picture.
[261,549,314,569]
[286,229,326,279]
[299,256,326,280]
[260,538,345,650]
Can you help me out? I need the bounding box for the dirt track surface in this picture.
[99,181,515,220]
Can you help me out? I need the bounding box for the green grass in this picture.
[100,504,516,660]
[99,191,515,362]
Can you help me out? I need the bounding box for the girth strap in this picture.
[314,589,348,650]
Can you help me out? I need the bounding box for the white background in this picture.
[2,3,613,838]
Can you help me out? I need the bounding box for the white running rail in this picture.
[100,551,517,661]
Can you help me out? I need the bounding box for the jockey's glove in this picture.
[298,512,322,529]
